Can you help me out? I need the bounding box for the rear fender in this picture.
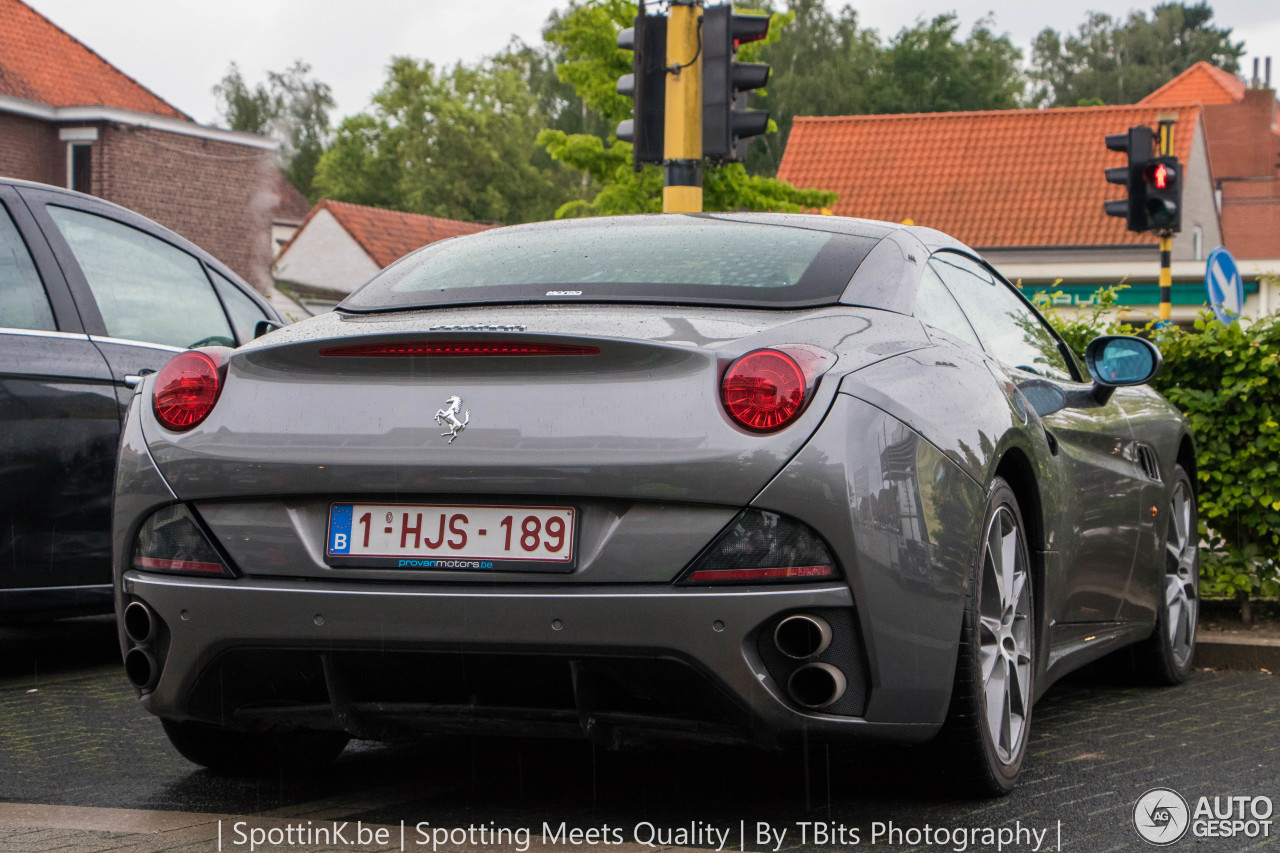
[838,344,1062,551]
[751,393,985,725]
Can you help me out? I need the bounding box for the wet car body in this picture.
[112,214,1196,791]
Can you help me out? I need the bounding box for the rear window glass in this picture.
[340,216,879,312]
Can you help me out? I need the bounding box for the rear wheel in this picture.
[937,477,1034,796]
[1128,465,1199,684]
[161,720,349,774]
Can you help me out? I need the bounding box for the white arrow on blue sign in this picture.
[1205,246,1243,323]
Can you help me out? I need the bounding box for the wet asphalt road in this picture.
[0,616,1276,852]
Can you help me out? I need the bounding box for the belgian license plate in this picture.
[326,503,576,572]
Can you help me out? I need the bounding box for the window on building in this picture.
[69,144,92,195]
[1193,226,1204,261]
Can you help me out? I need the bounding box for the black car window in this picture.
[46,206,235,349]
[930,253,1073,381]
[209,268,268,345]
[914,265,980,347]
[341,216,879,312]
[0,204,56,332]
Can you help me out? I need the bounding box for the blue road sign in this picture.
[1205,246,1243,323]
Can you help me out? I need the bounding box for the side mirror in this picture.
[1084,335,1162,404]
[253,319,282,339]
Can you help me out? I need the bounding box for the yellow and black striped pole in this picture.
[662,0,703,213]
[1157,119,1175,322]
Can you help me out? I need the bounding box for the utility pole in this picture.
[663,0,703,213]
[617,3,771,213]
[1156,116,1177,322]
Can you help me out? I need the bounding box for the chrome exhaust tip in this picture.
[124,647,158,691]
[774,614,832,659]
[123,601,155,645]
[787,662,847,709]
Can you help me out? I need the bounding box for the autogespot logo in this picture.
[1134,788,1190,845]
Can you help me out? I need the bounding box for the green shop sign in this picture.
[1025,282,1260,307]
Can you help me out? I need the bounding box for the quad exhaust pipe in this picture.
[774,613,846,709]
[773,613,832,659]
[124,647,158,691]
[787,662,846,709]
[123,600,161,691]
[123,601,155,645]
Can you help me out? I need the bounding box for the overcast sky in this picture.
[24,0,1280,126]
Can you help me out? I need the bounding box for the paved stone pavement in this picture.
[0,617,1276,852]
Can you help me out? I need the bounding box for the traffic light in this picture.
[616,7,667,169]
[1103,125,1153,233]
[702,5,771,162]
[1142,156,1181,232]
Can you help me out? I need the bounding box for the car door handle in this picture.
[123,370,155,389]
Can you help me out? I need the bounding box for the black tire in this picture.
[1126,464,1199,685]
[936,476,1035,796]
[162,720,349,774]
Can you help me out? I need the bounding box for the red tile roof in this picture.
[778,104,1201,248]
[297,200,494,268]
[1140,61,1246,106]
[0,0,188,119]
[272,172,311,222]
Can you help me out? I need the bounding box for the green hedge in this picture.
[1032,283,1280,611]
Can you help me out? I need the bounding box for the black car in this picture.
[0,178,280,619]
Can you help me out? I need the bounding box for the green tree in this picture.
[212,62,272,135]
[869,14,1024,114]
[537,0,836,217]
[312,52,583,225]
[746,6,1023,176]
[747,0,880,176]
[214,61,335,201]
[1030,2,1244,106]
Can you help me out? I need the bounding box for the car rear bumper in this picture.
[122,571,941,747]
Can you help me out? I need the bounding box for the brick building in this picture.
[1140,62,1280,271]
[0,0,280,288]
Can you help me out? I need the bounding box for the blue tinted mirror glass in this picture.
[1096,338,1155,384]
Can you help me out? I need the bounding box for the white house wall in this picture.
[273,209,381,294]
[1172,122,1222,262]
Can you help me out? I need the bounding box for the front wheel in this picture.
[162,720,350,774]
[937,476,1035,796]
[1129,465,1199,684]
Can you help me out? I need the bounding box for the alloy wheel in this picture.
[1165,480,1198,669]
[979,505,1032,765]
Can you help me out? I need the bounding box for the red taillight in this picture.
[153,351,223,431]
[133,556,227,575]
[722,349,806,432]
[319,341,600,357]
[687,565,834,583]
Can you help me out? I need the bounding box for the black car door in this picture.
[17,187,269,407]
[0,186,120,614]
[929,251,1146,624]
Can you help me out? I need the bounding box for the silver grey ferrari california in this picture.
[112,214,1197,794]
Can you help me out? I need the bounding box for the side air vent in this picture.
[1137,445,1161,482]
